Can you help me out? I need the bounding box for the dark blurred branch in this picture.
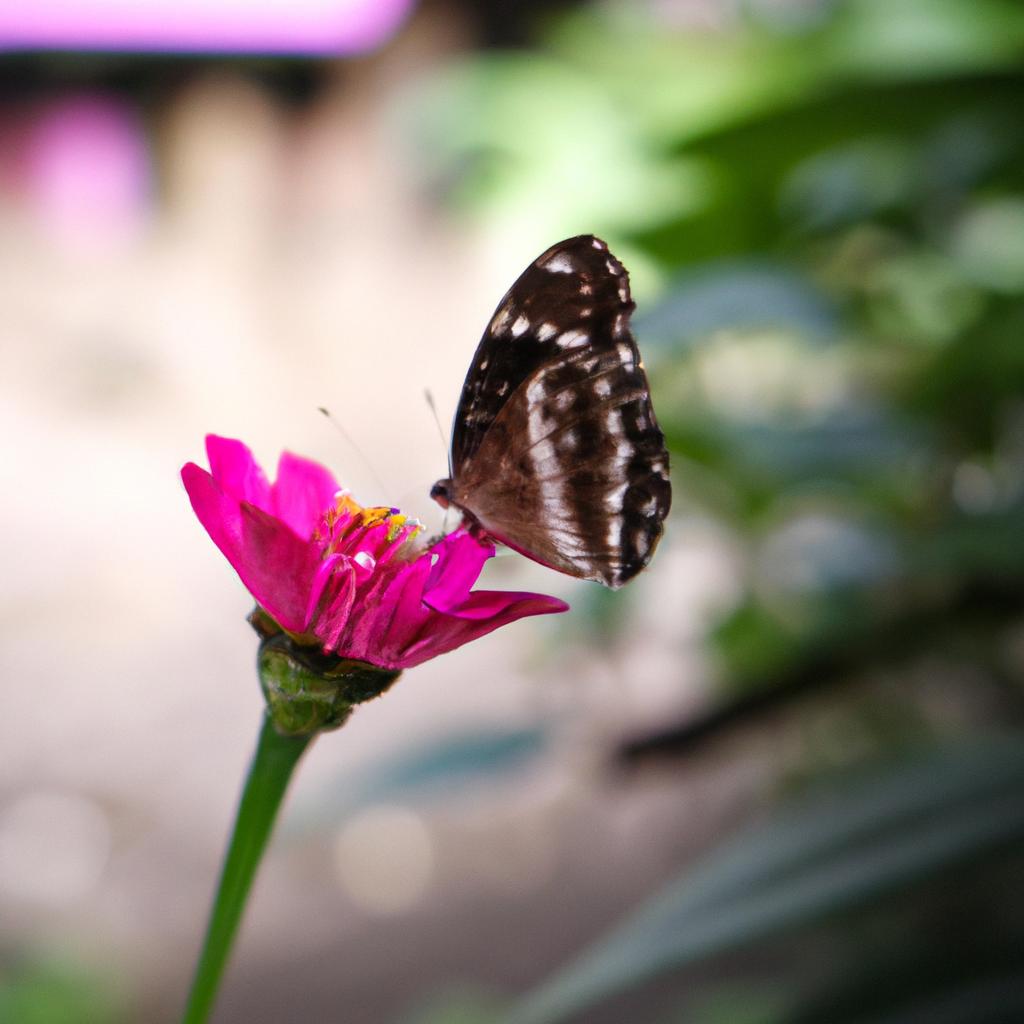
[617,579,1024,768]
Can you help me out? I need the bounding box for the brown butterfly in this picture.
[431,235,670,588]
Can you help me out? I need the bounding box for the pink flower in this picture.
[181,435,568,670]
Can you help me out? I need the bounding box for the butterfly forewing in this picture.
[451,236,633,468]
[441,235,670,588]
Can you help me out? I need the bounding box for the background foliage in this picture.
[403,0,1024,1020]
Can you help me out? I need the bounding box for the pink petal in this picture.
[398,591,569,667]
[182,461,243,548]
[205,435,272,512]
[235,502,322,632]
[272,450,340,540]
[304,551,345,629]
[422,530,494,614]
[181,462,316,632]
[435,588,569,622]
[330,556,432,667]
[310,561,358,651]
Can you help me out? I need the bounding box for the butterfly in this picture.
[431,235,671,589]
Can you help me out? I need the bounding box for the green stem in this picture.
[182,714,314,1024]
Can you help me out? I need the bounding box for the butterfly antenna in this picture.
[317,406,391,500]
[424,388,452,478]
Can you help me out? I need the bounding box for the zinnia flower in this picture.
[181,435,568,671]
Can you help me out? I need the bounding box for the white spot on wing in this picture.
[594,377,612,398]
[607,482,628,509]
[558,329,589,349]
[606,513,622,546]
[533,439,555,463]
[591,238,605,249]
[537,322,558,341]
[541,252,575,273]
[616,342,636,369]
[490,304,512,334]
[511,314,530,337]
[526,377,548,403]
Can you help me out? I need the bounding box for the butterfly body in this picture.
[433,235,670,588]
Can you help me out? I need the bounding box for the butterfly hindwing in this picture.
[453,343,670,587]
[439,234,671,588]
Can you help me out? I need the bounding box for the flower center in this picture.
[315,490,424,562]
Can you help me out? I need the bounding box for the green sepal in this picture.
[250,609,401,737]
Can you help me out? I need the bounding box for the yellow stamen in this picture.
[323,492,424,547]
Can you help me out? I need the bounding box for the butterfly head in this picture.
[430,477,453,510]
[431,477,486,540]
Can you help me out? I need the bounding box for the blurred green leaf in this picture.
[398,54,705,240]
[0,957,123,1024]
[501,740,1024,1024]
[780,137,916,230]
[399,988,503,1024]
[951,196,1024,292]
[824,0,1024,80]
[685,988,788,1024]
[637,262,840,352]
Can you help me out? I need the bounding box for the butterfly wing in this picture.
[445,235,671,588]
[450,235,627,469]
